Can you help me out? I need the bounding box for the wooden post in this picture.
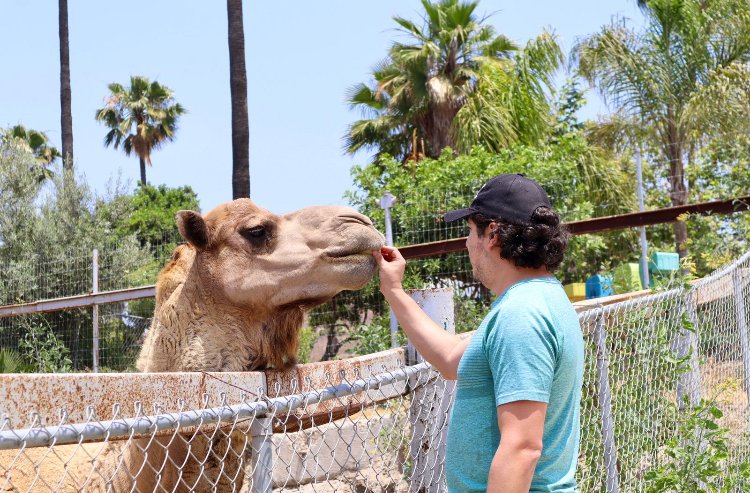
[250,417,273,493]
[734,269,750,408]
[92,249,99,373]
[407,287,454,493]
[594,311,620,493]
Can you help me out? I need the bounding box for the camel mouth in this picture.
[324,249,378,260]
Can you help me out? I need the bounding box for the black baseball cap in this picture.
[443,174,552,224]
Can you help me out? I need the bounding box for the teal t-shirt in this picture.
[445,278,584,492]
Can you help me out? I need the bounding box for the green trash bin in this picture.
[649,252,680,287]
[613,263,644,293]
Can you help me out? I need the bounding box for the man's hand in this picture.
[372,245,468,379]
[373,246,406,296]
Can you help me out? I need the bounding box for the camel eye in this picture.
[240,226,266,241]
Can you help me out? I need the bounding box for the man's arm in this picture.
[487,400,546,492]
[374,247,469,379]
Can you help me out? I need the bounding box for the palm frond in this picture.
[95,76,185,167]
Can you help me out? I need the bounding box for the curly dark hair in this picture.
[470,207,569,271]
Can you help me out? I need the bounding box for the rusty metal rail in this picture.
[0,358,421,450]
[400,195,750,259]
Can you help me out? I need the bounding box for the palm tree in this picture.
[574,0,750,258]
[59,0,73,170]
[0,125,59,182]
[344,0,561,161]
[453,30,561,153]
[227,0,250,198]
[5,125,62,166]
[95,76,186,186]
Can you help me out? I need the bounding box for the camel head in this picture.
[175,198,384,314]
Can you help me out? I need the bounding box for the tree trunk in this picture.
[59,0,74,170]
[227,0,250,198]
[139,157,147,187]
[666,121,688,260]
[423,78,461,158]
[424,107,457,158]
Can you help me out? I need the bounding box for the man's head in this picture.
[445,174,569,273]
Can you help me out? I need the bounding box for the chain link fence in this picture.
[0,251,748,491]
[0,231,178,372]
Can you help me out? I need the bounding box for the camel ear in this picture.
[176,210,209,250]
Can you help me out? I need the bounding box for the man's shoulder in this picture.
[495,279,566,315]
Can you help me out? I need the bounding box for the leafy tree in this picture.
[574,0,750,259]
[18,317,73,373]
[107,184,200,248]
[554,80,586,136]
[227,0,250,199]
[95,76,186,186]
[344,0,561,161]
[347,134,636,285]
[452,31,562,153]
[0,139,153,370]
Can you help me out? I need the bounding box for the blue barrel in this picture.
[586,274,614,299]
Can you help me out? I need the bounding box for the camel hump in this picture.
[156,244,194,305]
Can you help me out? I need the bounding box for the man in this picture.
[373,174,584,492]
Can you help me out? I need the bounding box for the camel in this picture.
[3,199,384,492]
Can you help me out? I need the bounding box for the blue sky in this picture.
[0,1,643,214]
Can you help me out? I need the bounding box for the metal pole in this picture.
[379,191,396,248]
[733,269,750,407]
[250,417,273,493]
[636,147,650,289]
[92,249,99,373]
[378,192,399,348]
[407,287,454,493]
[594,311,620,493]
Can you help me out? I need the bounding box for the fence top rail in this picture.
[0,361,431,450]
[0,348,406,428]
[399,195,750,259]
[0,286,156,319]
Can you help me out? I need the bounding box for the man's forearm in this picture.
[487,442,541,492]
[383,288,467,379]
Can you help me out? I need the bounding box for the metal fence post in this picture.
[92,249,99,373]
[378,191,399,349]
[407,287,454,493]
[594,310,620,493]
[250,417,273,493]
[635,147,650,289]
[734,269,750,408]
[676,290,702,409]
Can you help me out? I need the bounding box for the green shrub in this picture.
[18,317,72,373]
[351,314,406,356]
[297,326,316,364]
[645,399,750,492]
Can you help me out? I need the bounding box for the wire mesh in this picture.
[0,359,455,493]
[0,231,179,371]
[0,251,748,491]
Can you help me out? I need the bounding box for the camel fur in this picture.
[3,199,383,492]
